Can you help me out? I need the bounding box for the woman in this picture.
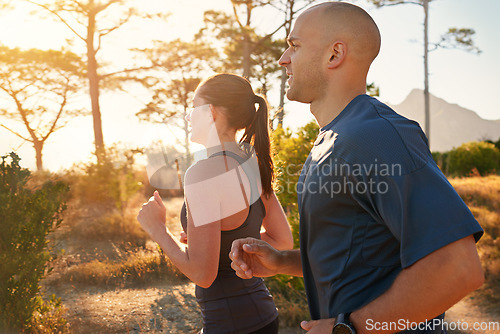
[137,73,293,334]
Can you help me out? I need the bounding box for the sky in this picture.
[0,0,499,171]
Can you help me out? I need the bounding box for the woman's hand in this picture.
[137,190,168,239]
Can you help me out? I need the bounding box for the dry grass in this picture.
[450,175,500,311]
[57,245,187,288]
[450,175,500,212]
[45,195,187,289]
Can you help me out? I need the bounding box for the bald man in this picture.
[230,2,484,334]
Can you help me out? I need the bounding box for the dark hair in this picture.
[197,73,274,197]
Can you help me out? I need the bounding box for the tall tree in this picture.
[269,0,319,127]
[229,0,282,78]
[0,46,85,170]
[135,39,216,167]
[369,0,480,146]
[197,8,287,128]
[25,0,164,161]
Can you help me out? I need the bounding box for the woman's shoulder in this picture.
[185,154,240,185]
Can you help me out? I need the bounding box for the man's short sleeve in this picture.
[364,160,483,269]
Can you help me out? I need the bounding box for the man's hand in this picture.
[229,238,283,279]
[179,231,188,244]
[301,319,335,333]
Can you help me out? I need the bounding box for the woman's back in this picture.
[180,151,278,333]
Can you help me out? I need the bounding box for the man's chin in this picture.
[286,89,297,101]
[286,89,305,103]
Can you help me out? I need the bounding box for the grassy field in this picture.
[450,175,500,312]
[36,175,500,332]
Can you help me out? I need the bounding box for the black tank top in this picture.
[180,151,278,334]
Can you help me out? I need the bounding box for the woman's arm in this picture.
[260,192,293,250]
[137,190,221,288]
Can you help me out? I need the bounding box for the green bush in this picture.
[66,146,143,215]
[447,141,500,176]
[272,121,319,213]
[266,122,319,326]
[431,151,449,173]
[485,138,500,151]
[265,274,310,327]
[24,295,69,334]
[0,152,69,333]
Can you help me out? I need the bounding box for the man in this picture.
[229,2,484,334]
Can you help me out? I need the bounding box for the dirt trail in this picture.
[445,297,500,334]
[52,280,499,334]
[51,281,304,334]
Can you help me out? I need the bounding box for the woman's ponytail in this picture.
[241,95,273,197]
[197,74,274,197]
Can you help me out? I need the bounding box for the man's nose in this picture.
[185,111,191,122]
[278,48,291,67]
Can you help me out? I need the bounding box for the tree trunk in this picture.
[277,1,294,128]
[423,0,430,146]
[33,140,43,171]
[242,0,253,79]
[242,35,252,78]
[87,8,105,161]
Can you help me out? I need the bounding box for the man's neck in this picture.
[310,87,366,128]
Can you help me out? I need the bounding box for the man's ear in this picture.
[327,41,346,69]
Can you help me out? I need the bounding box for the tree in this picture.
[447,141,499,177]
[135,39,216,168]
[197,7,289,129]
[0,46,85,171]
[25,0,164,161]
[0,152,69,333]
[268,0,319,127]
[368,0,480,146]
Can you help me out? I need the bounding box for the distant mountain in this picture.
[388,89,500,152]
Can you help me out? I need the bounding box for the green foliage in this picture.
[264,121,320,326]
[447,141,500,177]
[431,151,448,173]
[438,28,481,54]
[67,146,143,214]
[24,295,69,334]
[272,121,319,212]
[265,274,310,326]
[0,152,69,333]
[366,82,380,97]
[485,138,500,151]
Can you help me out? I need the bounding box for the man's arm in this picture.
[302,235,483,333]
[230,237,303,278]
[349,235,483,334]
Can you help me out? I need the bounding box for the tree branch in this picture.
[0,124,32,142]
[95,0,123,14]
[232,2,244,29]
[24,0,87,42]
[373,0,422,7]
[42,79,69,142]
[100,65,155,79]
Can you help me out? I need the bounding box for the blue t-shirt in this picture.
[297,94,483,333]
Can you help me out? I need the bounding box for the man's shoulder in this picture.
[342,95,421,135]
[332,95,431,172]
